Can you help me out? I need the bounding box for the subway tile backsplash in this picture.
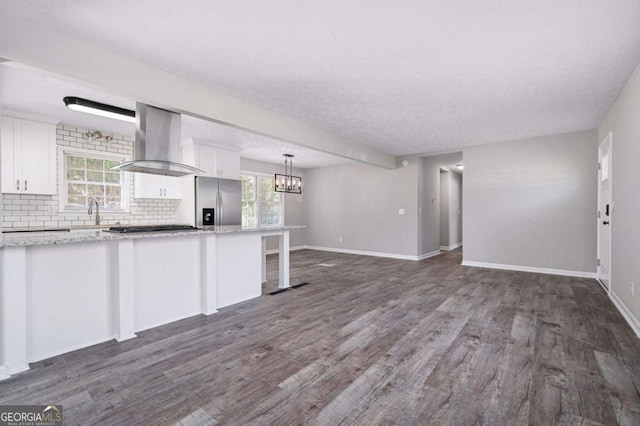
[2,124,178,229]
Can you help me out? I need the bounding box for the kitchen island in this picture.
[0,224,304,380]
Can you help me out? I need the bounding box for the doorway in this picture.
[597,133,612,291]
[439,167,463,251]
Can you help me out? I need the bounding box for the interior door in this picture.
[597,133,612,291]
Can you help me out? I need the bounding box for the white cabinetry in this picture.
[1,116,57,195]
[134,174,182,199]
[181,141,241,180]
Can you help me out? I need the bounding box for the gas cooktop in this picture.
[103,225,199,234]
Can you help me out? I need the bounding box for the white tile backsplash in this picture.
[2,124,178,229]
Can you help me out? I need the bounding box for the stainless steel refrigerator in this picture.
[195,176,242,226]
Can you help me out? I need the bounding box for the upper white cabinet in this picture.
[181,141,241,180]
[134,174,183,199]
[1,116,57,195]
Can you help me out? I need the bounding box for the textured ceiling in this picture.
[0,62,349,168]
[1,0,639,156]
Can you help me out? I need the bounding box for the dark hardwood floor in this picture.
[1,248,640,425]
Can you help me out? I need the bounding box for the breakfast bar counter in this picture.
[0,225,304,380]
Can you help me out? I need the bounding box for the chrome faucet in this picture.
[88,199,101,226]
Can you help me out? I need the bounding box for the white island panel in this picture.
[27,242,112,362]
[133,236,201,332]
[216,233,262,309]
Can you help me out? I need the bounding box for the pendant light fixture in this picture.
[63,97,136,123]
[275,154,302,194]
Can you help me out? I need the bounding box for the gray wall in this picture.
[439,171,450,247]
[240,158,305,249]
[304,158,419,256]
[448,171,463,247]
[463,130,598,272]
[598,62,640,324]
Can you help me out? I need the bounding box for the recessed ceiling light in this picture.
[63,96,136,123]
[456,163,464,170]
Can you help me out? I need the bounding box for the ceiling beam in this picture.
[0,13,396,169]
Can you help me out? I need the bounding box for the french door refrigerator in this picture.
[195,176,242,226]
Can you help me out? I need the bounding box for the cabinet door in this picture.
[134,173,165,198]
[1,117,19,194]
[163,176,183,199]
[18,119,56,195]
[197,145,218,178]
[216,149,241,180]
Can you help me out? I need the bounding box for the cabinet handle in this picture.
[164,188,167,197]
[160,188,163,197]
[24,180,27,191]
[16,179,19,190]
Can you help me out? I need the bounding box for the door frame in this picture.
[596,132,612,292]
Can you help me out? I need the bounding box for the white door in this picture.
[163,176,183,199]
[134,173,165,198]
[20,119,56,194]
[597,133,612,291]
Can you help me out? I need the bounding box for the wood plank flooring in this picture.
[1,248,640,425]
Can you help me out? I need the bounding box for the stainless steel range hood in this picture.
[112,103,204,177]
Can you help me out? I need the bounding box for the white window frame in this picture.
[58,146,130,213]
[240,171,285,226]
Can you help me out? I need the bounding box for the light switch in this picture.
[399,209,405,215]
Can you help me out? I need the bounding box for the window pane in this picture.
[87,170,104,182]
[67,156,85,169]
[67,195,86,207]
[242,201,256,227]
[68,183,86,196]
[64,152,126,211]
[87,184,104,196]
[104,159,120,170]
[106,186,121,197]
[67,169,85,181]
[87,158,104,170]
[105,197,121,208]
[105,172,121,184]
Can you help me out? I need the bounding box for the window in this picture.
[61,149,128,211]
[241,173,283,227]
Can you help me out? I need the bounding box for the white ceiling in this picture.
[0,62,350,168]
[1,1,638,156]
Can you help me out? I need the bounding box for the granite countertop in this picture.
[0,225,305,248]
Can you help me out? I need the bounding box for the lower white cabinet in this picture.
[134,174,182,199]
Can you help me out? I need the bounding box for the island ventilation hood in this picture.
[111,103,204,177]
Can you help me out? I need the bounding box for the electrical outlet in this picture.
[631,281,635,297]
[338,236,343,243]
[399,209,405,215]
[131,207,141,215]
[47,205,57,214]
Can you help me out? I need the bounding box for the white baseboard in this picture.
[303,245,435,261]
[264,245,307,255]
[440,242,463,251]
[461,260,597,279]
[417,250,442,260]
[609,290,640,339]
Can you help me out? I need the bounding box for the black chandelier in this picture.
[275,154,302,194]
